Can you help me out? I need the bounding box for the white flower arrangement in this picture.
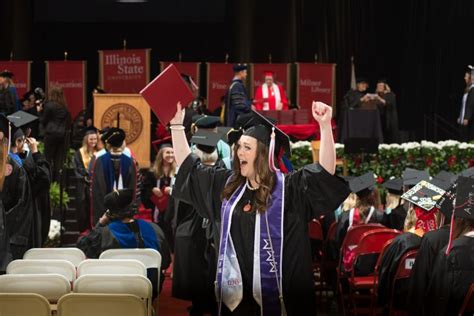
[48,219,61,240]
[290,141,311,149]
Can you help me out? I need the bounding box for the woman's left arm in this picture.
[312,101,336,175]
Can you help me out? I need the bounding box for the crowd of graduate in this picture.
[1,62,474,316]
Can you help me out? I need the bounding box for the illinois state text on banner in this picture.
[45,60,86,119]
[99,49,150,93]
[160,62,200,87]
[206,63,235,111]
[250,63,290,99]
[0,61,31,99]
[296,63,336,111]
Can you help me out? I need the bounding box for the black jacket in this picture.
[41,101,71,138]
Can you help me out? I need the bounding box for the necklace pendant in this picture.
[243,203,252,212]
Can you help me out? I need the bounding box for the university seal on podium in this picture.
[101,103,143,145]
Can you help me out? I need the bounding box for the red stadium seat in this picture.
[348,229,401,314]
[336,223,385,315]
[371,239,395,315]
[458,284,474,316]
[389,249,419,315]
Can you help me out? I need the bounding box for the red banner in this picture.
[160,62,200,87]
[99,49,150,93]
[0,61,31,100]
[250,63,290,98]
[46,61,86,119]
[206,63,235,111]
[296,63,336,111]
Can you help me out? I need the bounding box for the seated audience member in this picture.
[381,177,407,231]
[77,188,171,297]
[191,114,231,161]
[427,177,474,316]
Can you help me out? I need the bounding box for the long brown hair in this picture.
[453,217,474,239]
[150,147,176,179]
[47,86,66,106]
[356,190,378,222]
[221,140,275,213]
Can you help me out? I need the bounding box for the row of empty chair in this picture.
[0,247,162,316]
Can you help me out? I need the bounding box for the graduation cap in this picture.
[458,167,474,178]
[431,171,457,190]
[7,111,38,145]
[0,70,13,79]
[382,178,403,195]
[192,115,221,130]
[233,64,248,72]
[401,180,446,211]
[102,127,125,148]
[356,77,368,84]
[263,70,275,78]
[152,136,172,152]
[436,182,457,218]
[445,176,474,255]
[104,188,134,217]
[348,172,376,198]
[402,168,430,187]
[84,126,98,136]
[191,130,222,154]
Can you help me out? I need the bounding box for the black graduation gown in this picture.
[3,157,35,259]
[376,232,422,309]
[89,151,137,225]
[172,154,350,316]
[407,226,450,316]
[427,236,474,316]
[76,219,171,298]
[378,92,399,143]
[382,203,408,231]
[21,152,51,247]
[0,199,12,272]
[73,150,91,232]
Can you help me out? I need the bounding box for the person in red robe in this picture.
[254,71,289,111]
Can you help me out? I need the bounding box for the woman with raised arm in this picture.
[171,101,350,316]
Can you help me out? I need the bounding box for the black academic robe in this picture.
[407,226,450,316]
[377,92,399,143]
[3,157,35,259]
[376,232,422,310]
[20,151,51,247]
[0,199,12,272]
[172,154,350,316]
[89,150,137,225]
[224,79,251,127]
[341,89,365,110]
[73,150,92,232]
[382,203,408,231]
[76,219,171,298]
[426,236,474,316]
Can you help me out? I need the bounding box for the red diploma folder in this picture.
[140,64,195,125]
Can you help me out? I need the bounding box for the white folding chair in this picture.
[23,248,86,268]
[77,259,146,277]
[74,274,152,316]
[0,293,51,316]
[0,274,70,303]
[99,248,162,291]
[7,259,76,283]
[58,293,147,316]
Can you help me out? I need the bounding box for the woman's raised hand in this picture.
[170,102,185,125]
[312,101,332,126]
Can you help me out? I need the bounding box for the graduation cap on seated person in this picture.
[104,188,135,218]
[382,177,403,195]
[191,130,222,154]
[436,182,457,219]
[401,179,446,211]
[445,176,474,254]
[227,110,290,172]
[458,167,474,179]
[431,171,457,190]
[402,168,430,187]
[348,172,376,198]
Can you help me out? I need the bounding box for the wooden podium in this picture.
[94,94,151,168]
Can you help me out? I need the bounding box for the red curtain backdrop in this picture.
[45,60,86,119]
[296,63,336,110]
[250,63,290,99]
[99,49,150,93]
[0,61,31,99]
[206,63,235,111]
[160,62,200,87]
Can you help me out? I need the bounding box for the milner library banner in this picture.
[99,49,151,93]
[296,63,336,111]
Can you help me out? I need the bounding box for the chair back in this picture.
[7,259,76,282]
[393,249,418,280]
[327,221,338,241]
[58,293,147,316]
[73,274,152,300]
[99,249,161,270]
[0,274,70,303]
[23,248,86,268]
[458,284,474,316]
[354,229,401,258]
[77,259,146,277]
[0,293,51,316]
[308,219,323,240]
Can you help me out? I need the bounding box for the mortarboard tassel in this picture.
[445,198,457,255]
[268,127,278,172]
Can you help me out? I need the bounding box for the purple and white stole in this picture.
[216,171,286,315]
